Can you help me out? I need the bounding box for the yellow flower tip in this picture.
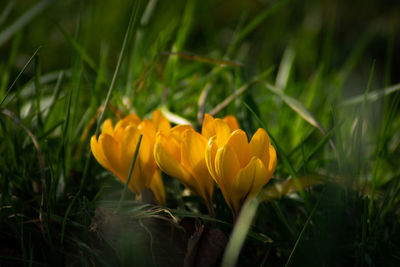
[223,115,240,131]
[152,110,171,132]
[102,119,114,135]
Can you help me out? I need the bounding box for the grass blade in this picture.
[221,197,260,267]
[285,192,322,266]
[118,134,143,210]
[339,82,400,106]
[0,47,41,107]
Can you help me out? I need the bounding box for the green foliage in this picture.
[1,0,400,266]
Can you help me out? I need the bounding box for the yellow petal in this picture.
[181,129,213,202]
[154,134,199,193]
[205,136,218,182]
[102,119,114,135]
[148,170,166,205]
[99,134,127,184]
[170,125,193,140]
[215,144,241,200]
[138,120,157,181]
[223,115,239,131]
[231,157,268,214]
[201,114,216,139]
[226,129,251,168]
[214,119,232,147]
[121,114,141,126]
[266,145,277,178]
[249,128,271,167]
[90,135,110,170]
[152,110,171,132]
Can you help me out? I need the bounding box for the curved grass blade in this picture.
[261,81,338,157]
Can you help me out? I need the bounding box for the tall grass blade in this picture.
[0,47,41,107]
[221,197,260,267]
[118,134,143,210]
[275,45,295,90]
[285,192,322,266]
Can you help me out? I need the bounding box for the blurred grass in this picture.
[1,0,400,266]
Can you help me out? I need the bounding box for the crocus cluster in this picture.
[91,111,277,215]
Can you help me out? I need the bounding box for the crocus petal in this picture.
[90,135,110,170]
[266,145,277,177]
[230,157,268,214]
[215,144,241,201]
[214,119,232,147]
[121,114,141,126]
[99,134,128,184]
[121,125,145,192]
[223,115,239,131]
[249,128,271,168]
[226,129,251,168]
[148,170,166,205]
[152,110,171,132]
[138,120,157,178]
[205,136,218,182]
[154,135,200,194]
[102,119,114,135]
[201,114,216,139]
[181,129,213,202]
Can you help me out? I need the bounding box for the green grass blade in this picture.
[275,45,295,90]
[339,82,400,106]
[285,192,322,266]
[0,0,52,46]
[34,55,43,130]
[118,134,142,209]
[0,47,41,107]
[221,197,260,267]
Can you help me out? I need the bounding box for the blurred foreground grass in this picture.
[0,0,400,266]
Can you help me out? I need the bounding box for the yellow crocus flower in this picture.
[90,110,170,205]
[154,125,214,208]
[205,124,277,215]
